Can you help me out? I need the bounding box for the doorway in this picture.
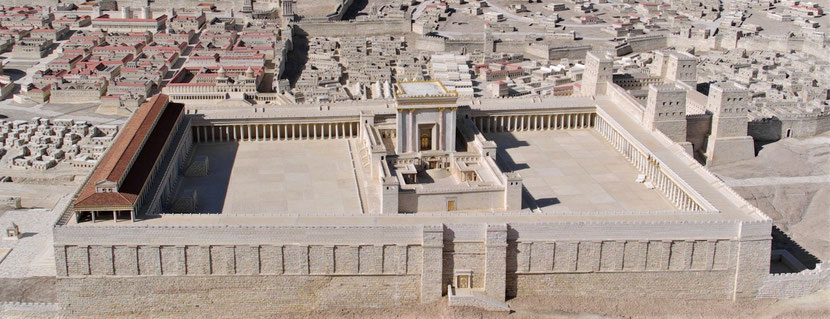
[419,125,433,151]
[447,200,456,211]
[454,270,472,289]
[457,275,470,288]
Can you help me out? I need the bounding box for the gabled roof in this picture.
[74,94,183,210]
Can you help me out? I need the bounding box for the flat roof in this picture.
[397,81,449,97]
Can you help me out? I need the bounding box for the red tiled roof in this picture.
[74,94,183,210]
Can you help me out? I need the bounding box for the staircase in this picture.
[348,139,374,214]
[447,285,510,312]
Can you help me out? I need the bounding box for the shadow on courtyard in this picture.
[281,32,309,87]
[770,226,821,273]
[341,0,369,20]
[485,132,565,211]
[170,142,240,214]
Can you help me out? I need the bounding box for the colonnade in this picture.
[192,122,359,143]
[472,113,595,133]
[168,94,227,102]
[594,115,702,212]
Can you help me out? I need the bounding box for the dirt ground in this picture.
[118,289,830,319]
[0,277,55,303]
[711,132,830,261]
[2,276,826,319]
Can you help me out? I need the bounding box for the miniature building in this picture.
[705,84,756,166]
[54,87,772,315]
[5,222,19,239]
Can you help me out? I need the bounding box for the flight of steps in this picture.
[349,139,376,214]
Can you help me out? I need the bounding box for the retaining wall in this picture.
[757,262,830,299]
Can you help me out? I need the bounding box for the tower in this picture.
[281,0,296,21]
[140,6,151,19]
[650,50,669,77]
[704,84,755,166]
[644,84,687,143]
[582,51,613,96]
[242,0,254,13]
[121,6,132,19]
[666,52,697,88]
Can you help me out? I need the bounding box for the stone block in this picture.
[66,246,90,276]
[259,245,283,275]
[138,246,161,276]
[186,246,210,275]
[309,245,333,274]
[211,246,235,275]
[335,245,358,274]
[114,246,139,276]
[160,246,185,275]
[236,245,260,275]
[359,245,383,274]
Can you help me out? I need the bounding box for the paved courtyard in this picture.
[486,130,676,212]
[177,140,363,215]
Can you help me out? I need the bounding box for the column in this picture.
[409,109,416,152]
[485,224,507,301]
[421,225,444,303]
[195,126,201,143]
[554,114,558,129]
[438,108,445,151]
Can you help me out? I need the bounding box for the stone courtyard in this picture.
[488,130,675,212]
[176,140,363,214]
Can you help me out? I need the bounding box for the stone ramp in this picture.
[447,285,510,312]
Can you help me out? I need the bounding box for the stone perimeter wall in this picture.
[53,220,770,315]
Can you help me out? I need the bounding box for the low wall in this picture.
[757,262,830,299]
[295,18,410,37]
[626,35,668,54]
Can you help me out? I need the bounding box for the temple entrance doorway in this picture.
[419,125,433,151]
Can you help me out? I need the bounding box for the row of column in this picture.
[474,113,595,133]
[193,122,358,143]
[76,210,133,223]
[594,116,701,212]
[170,94,226,101]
